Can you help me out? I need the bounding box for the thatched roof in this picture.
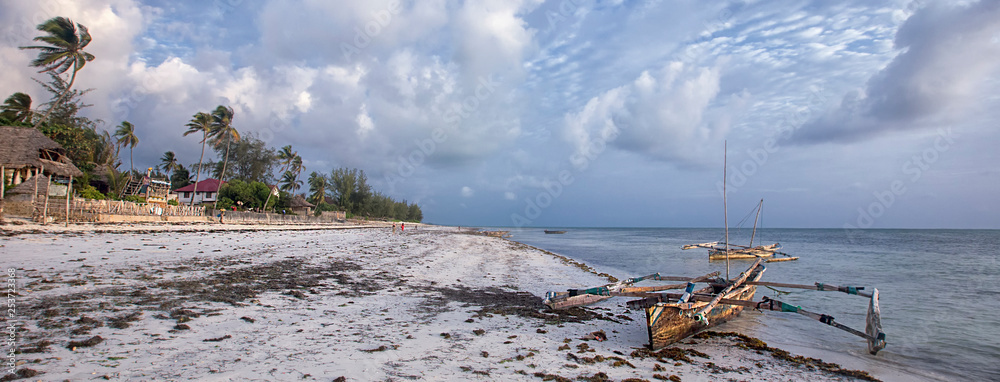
[0,126,83,177]
[290,195,315,208]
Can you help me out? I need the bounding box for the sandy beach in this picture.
[3,224,878,381]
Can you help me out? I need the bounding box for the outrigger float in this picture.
[544,142,885,354]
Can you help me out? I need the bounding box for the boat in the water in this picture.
[542,142,883,354]
[683,199,798,262]
[543,259,885,353]
[544,230,567,234]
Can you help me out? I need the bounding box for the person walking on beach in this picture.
[401,223,405,232]
[392,223,397,233]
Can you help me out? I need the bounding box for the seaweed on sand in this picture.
[692,331,881,381]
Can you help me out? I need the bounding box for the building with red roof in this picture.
[172,179,225,205]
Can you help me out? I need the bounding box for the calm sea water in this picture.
[505,227,1000,382]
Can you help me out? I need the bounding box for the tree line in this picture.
[1,16,421,221]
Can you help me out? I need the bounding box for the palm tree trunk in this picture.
[262,164,287,213]
[129,147,134,174]
[191,132,206,207]
[32,66,77,129]
[214,136,231,209]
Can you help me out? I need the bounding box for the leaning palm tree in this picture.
[159,151,179,178]
[19,17,95,129]
[263,145,298,212]
[0,92,33,123]
[114,121,139,174]
[183,112,212,206]
[209,105,238,208]
[280,171,302,193]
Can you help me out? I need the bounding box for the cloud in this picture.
[504,191,516,200]
[795,1,1000,143]
[562,60,747,168]
[461,186,474,197]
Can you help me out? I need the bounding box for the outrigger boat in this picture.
[543,142,884,354]
[682,199,798,262]
[543,258,885,354]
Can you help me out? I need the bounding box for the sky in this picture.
[1,0,999,229]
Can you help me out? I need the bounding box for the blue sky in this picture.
[2,0,999,228]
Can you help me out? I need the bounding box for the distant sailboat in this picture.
[682,199,797,262]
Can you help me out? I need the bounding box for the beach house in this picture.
[173,178,224,205]
[0,126,83,188]
[289,195,315,215]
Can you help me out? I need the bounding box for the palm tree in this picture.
[19,17,95,129]
[264,145,297,211]
[114,121,139,174]
[0,92,33,123]
[280,171,302,193]
[291,156,304,176]
[209,105,238,208]
[159,151,179,178]
[93,130,121,169]
[307,171,327,205]
[183,112,212,206]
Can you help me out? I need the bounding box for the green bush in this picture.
[215,197,234,211]
[121,195,146,203]
[167,199,179,206]
[75,184,104,200]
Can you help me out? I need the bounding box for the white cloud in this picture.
[796,1,1000,143]
[356,103,375,138]
[504,191,516,200]
[562,60,740,167]
[461,186,475,197]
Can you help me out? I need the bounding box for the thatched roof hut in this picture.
[289,195,315,215]
[0,126,83,179]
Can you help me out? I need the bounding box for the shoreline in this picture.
[3,226,880,381]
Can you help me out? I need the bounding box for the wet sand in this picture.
[2,225,877,381]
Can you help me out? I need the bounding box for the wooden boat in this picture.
[544,261,885,353]
[544,230,567,234]
[626,258,765,349]
[709,243,780,260]
[683,199,798,262]
[542,143,882,353]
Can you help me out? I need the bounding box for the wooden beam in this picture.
[746,281,872,298]
[65,176,72,227]
[693,258,763,322]
[41,174,52,224]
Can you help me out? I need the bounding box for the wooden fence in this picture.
[209,209,346,225]
[16,198,204,223]
[72,199,203,216]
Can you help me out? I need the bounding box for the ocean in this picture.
[506,227,1000,382]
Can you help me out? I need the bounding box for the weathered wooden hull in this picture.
[641,266,764,349]
[707,244,780,260]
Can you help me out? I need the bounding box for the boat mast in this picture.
[749,199,762,248]
[724,141,730,280]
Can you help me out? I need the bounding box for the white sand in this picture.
[3,225,877,381]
